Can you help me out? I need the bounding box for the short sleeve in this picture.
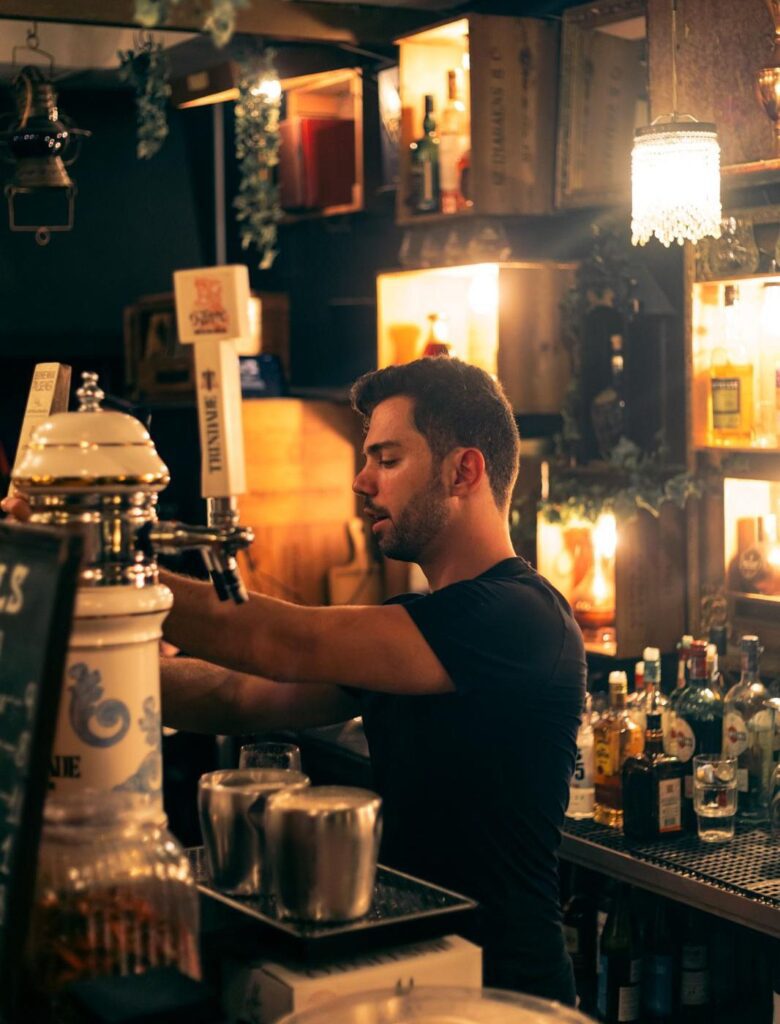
[402,576,566,695]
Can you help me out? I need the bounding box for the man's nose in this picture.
[353,464,375,496]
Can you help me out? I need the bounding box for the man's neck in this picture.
[419,523,516,591]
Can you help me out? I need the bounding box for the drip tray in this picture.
[188,847,477,963]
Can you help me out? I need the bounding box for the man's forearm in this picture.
[159,569,311,679]
[161,656,250,733]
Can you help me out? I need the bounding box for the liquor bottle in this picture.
[670,634,694,708]
[596,883,641,1023]
[457,148,472,208]
[642,900,674,1024]
[408,94,439,214]
[568,693,595,820]
[679,910,711,1022]
[670,640,723,827]
[439,70,468,214]
[723,634,774,819]
[594,672,644,828]
[562,865,597,1012]
[706,641,726,698]
[727,515,773,593]
[421,313,451,358]
[642,646,672,753]
[709,283,754,446]
[622,711,684,839]
[626,659,646,731]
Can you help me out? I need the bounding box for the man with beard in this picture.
[2,358,586,1004]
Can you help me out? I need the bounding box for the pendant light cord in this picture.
[671,0,678,117]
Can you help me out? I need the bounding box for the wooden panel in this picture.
[0,0,429,47]
[648,0,775,167]
[497,264,576,414]
[237,398,365,607]
[469,15,559,215]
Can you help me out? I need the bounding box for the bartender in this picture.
[3,357,586,1004]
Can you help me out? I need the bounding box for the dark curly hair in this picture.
[350,358,520,511]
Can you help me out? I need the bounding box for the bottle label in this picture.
[670,717,696,762]
[644,955,674,1016]
[712,377,741,429]
[563,923,580,955]
[595,735,618,778]
[681,968,710,1006]
[658,777,682,832]
[724,711,748,756]
[682,943,707,970]
[597,958,640,1022]
[567,786,595,817]
[618,984,640,1022]
[737,767,749,793]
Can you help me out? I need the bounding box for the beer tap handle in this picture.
[174,265,252,603]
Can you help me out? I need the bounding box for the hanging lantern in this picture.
[630,0,721,248]
[0,58,91,244]
[631,117,721,247]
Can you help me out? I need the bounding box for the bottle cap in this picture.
[643,646,660,662]
[609,670,628,689]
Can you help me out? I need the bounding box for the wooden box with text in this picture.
[395,14,559,224]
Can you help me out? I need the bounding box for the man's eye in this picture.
[379,459,399,468]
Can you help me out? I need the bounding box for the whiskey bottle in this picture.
[626,659,646,731]
[622,711,684,839]
[723,634,774,820]
[594,672,644,828]
[596,883,641,1023]
[643,646,672,753]
[408,95,439,214]
[709,283,754,446]
[439,70,468,214]
[670,639,723,826]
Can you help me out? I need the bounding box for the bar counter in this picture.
[295,723,780,939]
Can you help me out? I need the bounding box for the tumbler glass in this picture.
[238,741,302,771]
[693,754,738,842]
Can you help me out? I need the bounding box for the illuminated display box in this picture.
[376,261,574,415]
[690,274,780,451]
[536,506,686,658]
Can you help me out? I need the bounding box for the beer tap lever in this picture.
[173,265,254,603]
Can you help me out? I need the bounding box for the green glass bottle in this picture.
[408,94,440,214]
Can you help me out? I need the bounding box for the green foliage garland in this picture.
[118,37,171,160]
[538,438,704,527]
[233,50,283,270]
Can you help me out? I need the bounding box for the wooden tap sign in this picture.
[0,522,81,1023]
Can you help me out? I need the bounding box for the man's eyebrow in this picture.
[364,440,402,456]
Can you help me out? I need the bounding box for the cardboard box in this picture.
[222,935,482,1024]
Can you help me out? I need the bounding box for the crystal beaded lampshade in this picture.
[631,119,722,247]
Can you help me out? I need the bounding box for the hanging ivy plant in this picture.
[118,36,171,160]
[537,438,709,527]
[232,49,282,270]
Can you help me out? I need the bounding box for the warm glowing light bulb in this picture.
[467,266,498,316]
[250,76,282,103]
[593,513,617,560]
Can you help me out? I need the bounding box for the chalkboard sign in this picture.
[0,521,81,1024]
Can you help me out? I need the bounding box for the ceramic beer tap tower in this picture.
[11,272,254,812]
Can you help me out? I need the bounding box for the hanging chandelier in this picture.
[631,0,721,248]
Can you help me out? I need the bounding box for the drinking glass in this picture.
[693,754,738,843]
[239,740,302,771]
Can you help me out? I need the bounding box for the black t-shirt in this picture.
[354,557,586,979]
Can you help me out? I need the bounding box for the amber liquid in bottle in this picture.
[594,672,644,828]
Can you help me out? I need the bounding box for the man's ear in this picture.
[449,448,486,496]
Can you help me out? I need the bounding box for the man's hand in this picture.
[0,495,31,522]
